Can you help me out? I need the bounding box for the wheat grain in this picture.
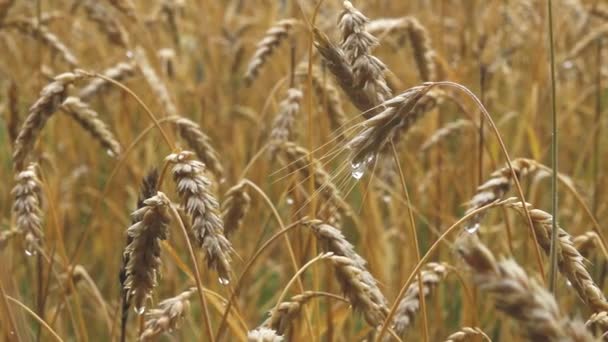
[166,151,233,281]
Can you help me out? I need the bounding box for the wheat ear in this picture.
[338,1,392,115]
[11,163,43,254]
[82,0,129,47]
[456,233,594,341]
[140,287,196,341]
[304,219,388,327]
[419,119,472,152]
[390,262,449,338]
[247,327,284,342]
[169,116,224,178]
[13,71,88,170]
[268,87,303,157]
[166,151,233,281]
[119,168,158,342]
[60,96,121,157]
[244,18,298,85]
[123,191,171,313]
[507,202,608,313]
[134,47,178,117]
[221,180,250,237]
[444,327,491,342]
[78,61,136,101]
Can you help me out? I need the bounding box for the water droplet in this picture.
[134,306,145,315]
[566,280,572,287]
[562,60,574,69]
[382,195,391,203]
[106,149,116,157]
[24,247,36,257]
[218,277,230,285]
[466,223,480,234]
[126,50,134,58]
[351,161,365,180]
[219,177,227,184]
[286,197,294,205]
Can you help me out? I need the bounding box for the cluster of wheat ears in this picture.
[1,0,608,341]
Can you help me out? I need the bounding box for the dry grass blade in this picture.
[247,327,284,342]
[390,262,449,338]
[166,151,233,281]
[77,61,136,101]
[304,219,388,327]
[244,18,298,86]
[221,180,250,237]
[60,96,122,157]
[456,233,594,341]
[169,115,224,178]
[123,191,171,313]
[444,327,491,342]
[13,71,88,170]
[507,202,608,313]
[268,87,303,157]
[140,287,196,341]
[11,163,43,254]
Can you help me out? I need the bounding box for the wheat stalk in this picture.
[244,18,298,85]
[456,233,594,341]
[166,151,233,281]
[13,71,89,170]
[60,96,122,157]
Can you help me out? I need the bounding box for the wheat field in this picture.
[1,0,608,341]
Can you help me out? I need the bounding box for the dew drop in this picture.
[351,161,365,180]
[218,277,230,285]
[219,177,227,184]
[24,248,36,257]
[134,306,146,315]
[106,149,116,157]
[286,197,294,205]
[382,195,391,203]
[566,280,572,287]
[465,223,480,234]
[562,60,574,69]
[126,50,134,59]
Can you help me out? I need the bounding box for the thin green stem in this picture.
[546,0,559,293]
